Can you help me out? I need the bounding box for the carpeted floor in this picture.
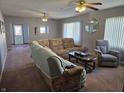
[0,45,124,92]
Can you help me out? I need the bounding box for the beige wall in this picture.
[0,10,7,79]
[60,5,124,52]
[4,16,61,45]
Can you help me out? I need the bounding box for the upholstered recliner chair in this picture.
[95,40,120,67]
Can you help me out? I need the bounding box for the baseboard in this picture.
[24,43,29,44]
[0,54,7,83]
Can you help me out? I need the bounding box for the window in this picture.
[14,25,22,35]
[40,26,49,34]
[104,16,124,50]
[63,22,80,44]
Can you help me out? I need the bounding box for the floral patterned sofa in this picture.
[38,38,83,59]
[30,41,86,91]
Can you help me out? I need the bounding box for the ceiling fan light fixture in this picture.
[42,13,48,22]
[42,16,48,22]
[75,5,86,13]
[75,0,102,12]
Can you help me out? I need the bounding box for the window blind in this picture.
[63,22,80,45]
[104,16,124,51]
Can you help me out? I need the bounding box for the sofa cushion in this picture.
[54,49,67,54]
[102,54,117,61]
[38,39,49,47]
[49,39,64,50]
[66,47,83,52]
[53,49,68,59]
[62,38,74,49]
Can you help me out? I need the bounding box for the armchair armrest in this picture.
[109,50,120,54]
[94,49,102,55]
[109,50,120,58]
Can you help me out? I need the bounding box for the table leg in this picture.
[85,62,88,72]
[76,58,78,62]
[123,84,124,92]
[93,62,96,70]
[69,55,71,61]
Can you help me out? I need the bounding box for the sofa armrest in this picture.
[63,66,83,76]
[51,66,85,91]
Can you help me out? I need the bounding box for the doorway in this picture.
[13,25,24,45]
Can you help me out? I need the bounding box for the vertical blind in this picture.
[63,22,80,45]
[104,16,124,51]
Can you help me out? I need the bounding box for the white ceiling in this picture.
[0,0,124,19]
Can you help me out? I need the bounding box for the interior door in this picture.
[13,25,24,45]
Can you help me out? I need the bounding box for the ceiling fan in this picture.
[75,0,102,13]
[24,9,49,22]
[32,10,48,22]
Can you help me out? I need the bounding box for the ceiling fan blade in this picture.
[88,3,102,5]
[86,5,99,11]
[33,9,49,16]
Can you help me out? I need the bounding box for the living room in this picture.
[0,0,124,92]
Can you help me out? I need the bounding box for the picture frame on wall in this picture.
[34,26,37,35]
[85,24,90,32]
[85,23,98,33]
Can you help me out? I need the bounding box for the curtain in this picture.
[63,22,80,45]
[104,16,124,61]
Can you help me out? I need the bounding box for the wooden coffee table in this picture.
[68,51,96,73]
